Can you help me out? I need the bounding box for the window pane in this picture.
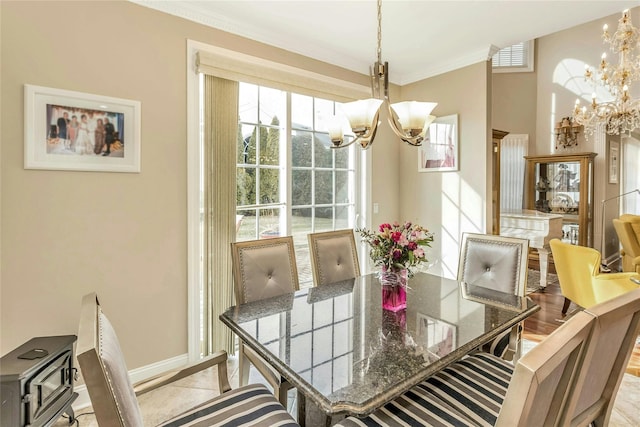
[315,171,333,204]
[316,207,334,230]
[315,134,332,168]
[291,93,313,129]
[336,205,350,230]
[258,207,280,238]
[259,168,279,204]
[292,130,312,167]
[239,83,258,123]
[259,125,279,166]
[314,98,334,132]
[236,209,256,241]
[335,145,349,168]
[292,170,312,206]
[335,171,349,203]
[259,86,286,126]
[237,168,255,207]
[241,124,257,165]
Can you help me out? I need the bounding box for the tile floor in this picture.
[55,340,639,426]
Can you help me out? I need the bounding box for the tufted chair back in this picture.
[613,215,640,273]
[308,229,360,286]
[458,233,529,296]
[231,236,299,304]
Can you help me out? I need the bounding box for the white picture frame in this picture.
[609,140,619,184]
[418,114,459,172]
[24,84,141,172]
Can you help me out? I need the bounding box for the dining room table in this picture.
[219,272,540,426]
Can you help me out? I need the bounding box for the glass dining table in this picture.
[219,272,539,425]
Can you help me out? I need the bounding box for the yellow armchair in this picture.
[549,239,639,315]
[613,214,640,274]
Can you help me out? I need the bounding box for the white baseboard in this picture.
[72,353,189,411]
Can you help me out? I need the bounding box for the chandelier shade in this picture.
[389,101,438,146]
[572,9,640,136]
[330,0,437,149]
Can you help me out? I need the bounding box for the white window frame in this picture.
[492,40,535,73]
[186,39,370,361]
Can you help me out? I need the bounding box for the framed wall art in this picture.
[24,84,141,172]
[418,114,459,172]
[608,140,619,184]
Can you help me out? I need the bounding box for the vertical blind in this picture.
[500,134,529,211]
[202,75,238,355]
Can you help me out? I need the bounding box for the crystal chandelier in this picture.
[328,0,437,149]
[573,9,640,136]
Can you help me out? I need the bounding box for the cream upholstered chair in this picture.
[336,302,596,426]
[613,214,640,273]
[561,287,640,426]
[230,236,299,406]
[77,293,299,427]
[550,238,639,315]
[458,232,529,360]
[308,229,360,286]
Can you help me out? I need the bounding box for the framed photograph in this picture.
[609,140,619,184]
[416,314,457,358]
[418,114,458,172]
[24,84,141,172]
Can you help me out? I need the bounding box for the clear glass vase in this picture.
[379,267,408,312]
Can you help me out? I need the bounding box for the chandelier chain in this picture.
[377,0,382,64]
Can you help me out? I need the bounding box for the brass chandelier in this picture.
[573,9,640,136]
[328,0,437,149]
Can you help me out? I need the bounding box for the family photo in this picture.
[46,104,125,158]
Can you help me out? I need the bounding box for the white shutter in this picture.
[492,41,534,73]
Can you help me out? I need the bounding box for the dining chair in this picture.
[336,307,595,426]
[613,215,640,273]
[549,238,639,315]
[308,229,360,286]
[77,292,299,427]
[561,287,640,426]
[230,236,299,406]
[457,232,529,360]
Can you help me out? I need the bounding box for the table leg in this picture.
[537,247,550,289]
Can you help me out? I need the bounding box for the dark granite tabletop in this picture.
[220,272,539,418]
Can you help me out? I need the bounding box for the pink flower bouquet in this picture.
[357,221,433,275]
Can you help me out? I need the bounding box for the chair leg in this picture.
[273,381,290,407]
[562,297,572,315]
[238,342,250,386]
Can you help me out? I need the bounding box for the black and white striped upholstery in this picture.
[337,309,597,427]
[77,293,300,427]
[336,352,512,427]
[160,383,299,427]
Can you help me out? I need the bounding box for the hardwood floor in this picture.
[523,277,640,376]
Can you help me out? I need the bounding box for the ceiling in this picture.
[131,0,638,85]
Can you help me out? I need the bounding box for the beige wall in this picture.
[492,57,537,142]
[493,9,640,253]
[398,62,492,279]
[0,1,368,368]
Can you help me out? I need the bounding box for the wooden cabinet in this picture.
[525,152,596,247]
